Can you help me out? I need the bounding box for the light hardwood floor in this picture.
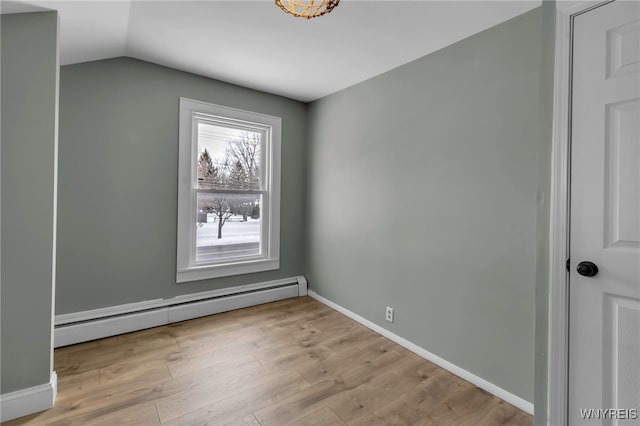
[3,297,532,425]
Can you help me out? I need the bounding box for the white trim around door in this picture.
[547,2,615,425]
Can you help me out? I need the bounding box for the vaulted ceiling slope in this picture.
[1,1,541,102]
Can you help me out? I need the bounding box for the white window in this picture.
[177,98,281,282]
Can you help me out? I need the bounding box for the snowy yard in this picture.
[196,216,260,247]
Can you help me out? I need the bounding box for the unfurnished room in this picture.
[1,0,639,425]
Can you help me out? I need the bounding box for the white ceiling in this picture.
[1,0,541,102]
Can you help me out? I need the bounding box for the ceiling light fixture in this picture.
[275,0,340,19]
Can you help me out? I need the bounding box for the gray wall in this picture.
[1,11,58,393]
[306,7,553,403]
[56,58,308,314]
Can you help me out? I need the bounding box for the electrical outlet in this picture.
[385,306,394,323]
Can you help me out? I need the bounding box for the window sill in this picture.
[176,258,280,283]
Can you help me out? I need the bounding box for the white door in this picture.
[570,1,640,424]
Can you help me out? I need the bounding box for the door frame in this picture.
[547,1,615,425]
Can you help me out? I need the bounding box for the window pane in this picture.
[197,122,261,191]
[196,192,261,263]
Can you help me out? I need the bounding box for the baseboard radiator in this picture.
[54,276,307,348]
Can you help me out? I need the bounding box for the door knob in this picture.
[576,261,599,277]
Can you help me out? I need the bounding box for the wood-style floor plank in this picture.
[2,297,532,426]
[328,371,416,424]
[474,400,533,426]
[293,407,346,426]
[162,371,310,426]
[225,413,261,426]
[423,385,496,426]
[351,372,472,426]
[47,402,161,426]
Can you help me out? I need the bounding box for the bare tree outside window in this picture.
[195,125,263,263]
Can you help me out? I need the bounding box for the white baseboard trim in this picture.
[0,372,57,422]
[55,276,306,347]
[308,290,534,415]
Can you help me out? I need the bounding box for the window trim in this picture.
[176,98,281,283]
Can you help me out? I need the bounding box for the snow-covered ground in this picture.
[196,216,260,247]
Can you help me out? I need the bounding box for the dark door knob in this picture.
[576,261,599,277]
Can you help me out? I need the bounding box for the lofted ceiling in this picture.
[1,0,541,102]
